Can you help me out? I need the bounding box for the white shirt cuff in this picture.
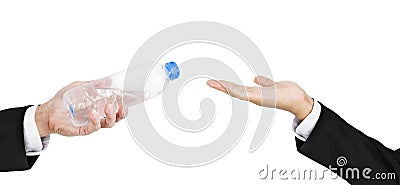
[292,100,322,141]
[23,105,50,156]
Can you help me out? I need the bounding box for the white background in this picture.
[1,0,400,184]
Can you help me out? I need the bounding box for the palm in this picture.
[274,81,308,113]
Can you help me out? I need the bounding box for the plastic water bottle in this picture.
[63,61,180,126]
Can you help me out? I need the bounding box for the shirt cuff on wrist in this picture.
[292,100,322,141]
[23,105,50,156]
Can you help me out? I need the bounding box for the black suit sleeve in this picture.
[296,102,400,184]
[0,106,39,172]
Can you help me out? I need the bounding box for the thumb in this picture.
[254,76,275,87]
[60,80,92,94]
[60,77,112,94]
[93,77,112,88]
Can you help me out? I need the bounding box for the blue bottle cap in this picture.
[164,61,180,81]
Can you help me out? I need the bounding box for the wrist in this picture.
[35,104,50,137]
[292,95,314,121]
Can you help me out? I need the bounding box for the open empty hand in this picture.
[207,76,314,120]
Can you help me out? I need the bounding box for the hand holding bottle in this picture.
[35,79,125,137]
[63,61,180,126]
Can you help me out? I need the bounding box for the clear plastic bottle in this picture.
[63,61,180,126]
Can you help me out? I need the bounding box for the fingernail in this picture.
[113,102,118,113]
[207,80,217,87]
[91,110,100,120]
[107,104,114,114]
[121,105,126,117]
